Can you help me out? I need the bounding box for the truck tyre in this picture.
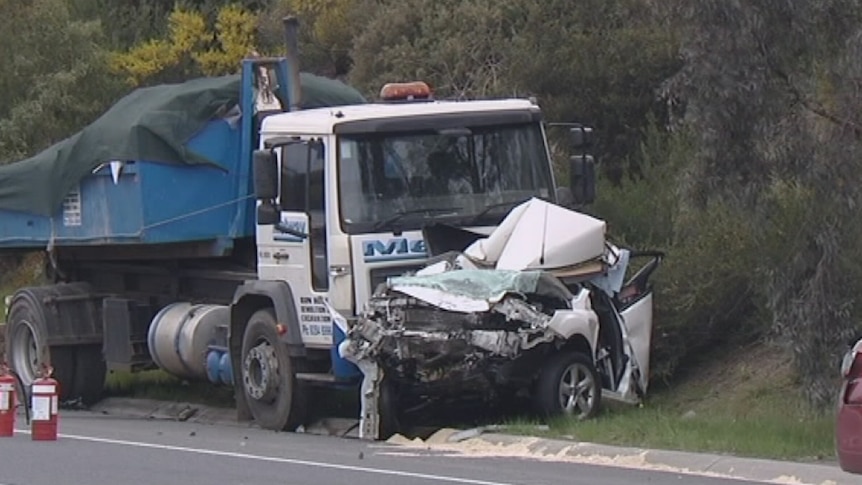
[533,351,601,420]
[72,344,106,405]
[240,308,308,431]
[47,347,76,401]
[5,296,74,400]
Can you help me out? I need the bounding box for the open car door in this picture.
[616,251,664,395]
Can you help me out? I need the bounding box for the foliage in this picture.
[108,4,259,86]
[256,0,362,77]
[67,0,270,50]
[0,0,124,164]
[660,0,862,410]
[589,121,765,382]
[348,0,681,181]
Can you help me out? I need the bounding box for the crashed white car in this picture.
[338,198,663,439]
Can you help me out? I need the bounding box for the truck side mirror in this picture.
[570,154,596,205]
[253,149,279,226]
[570,125,594,150]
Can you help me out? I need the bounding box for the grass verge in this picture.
[502,340,836,462]
[104,369,236,408]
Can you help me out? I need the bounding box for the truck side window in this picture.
[281,143,308,212]
[280,140,329,291]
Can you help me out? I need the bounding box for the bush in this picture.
[590,123,768,384]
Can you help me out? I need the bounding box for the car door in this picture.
[617,251,664,394]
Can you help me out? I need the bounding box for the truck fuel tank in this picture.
[147,302,230,381]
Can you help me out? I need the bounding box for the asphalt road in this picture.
[0,412,765,485]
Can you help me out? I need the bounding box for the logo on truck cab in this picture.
[363,238,426,262]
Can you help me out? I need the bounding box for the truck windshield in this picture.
[336,122,554,233]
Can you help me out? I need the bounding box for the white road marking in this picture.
[13,429,518,485]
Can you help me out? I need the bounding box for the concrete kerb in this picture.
[56,398,862,485]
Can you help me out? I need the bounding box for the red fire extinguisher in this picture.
[31,364,59,441]
[0,362,16,437]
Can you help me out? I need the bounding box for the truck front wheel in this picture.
[240,308,308,431]
[533,351,602,420]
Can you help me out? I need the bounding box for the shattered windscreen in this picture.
[336,121,554,233]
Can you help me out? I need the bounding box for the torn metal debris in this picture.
[336,198,663,440]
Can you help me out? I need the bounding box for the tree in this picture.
[348,0,681,180]
[108,3,259,86]
[68,0,272,50]
[256,0,358,77]
[0,0,123,163]
[661,0,862,410]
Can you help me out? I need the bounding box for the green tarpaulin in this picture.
[0,72,366,217]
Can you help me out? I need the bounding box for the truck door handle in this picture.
[273,253,289,260]
[329,265,351,277]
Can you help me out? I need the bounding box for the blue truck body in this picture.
[0,58,356,256]
[0,117,253,250]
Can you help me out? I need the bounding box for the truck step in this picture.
[295,372,337,383]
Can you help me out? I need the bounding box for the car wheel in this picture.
[534,351,602,420]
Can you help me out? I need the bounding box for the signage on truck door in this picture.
[298,295,332,339]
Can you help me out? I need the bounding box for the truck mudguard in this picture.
[230,280,305,351]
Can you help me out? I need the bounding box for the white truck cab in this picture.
[254,83,586,344]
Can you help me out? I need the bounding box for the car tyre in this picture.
[533,351,602,420]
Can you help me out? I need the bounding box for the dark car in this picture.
[837,337,862,473]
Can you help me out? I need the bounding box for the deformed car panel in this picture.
[619,291,654,394]
[337,198,663,440]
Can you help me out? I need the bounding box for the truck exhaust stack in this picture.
[282,16,302,111]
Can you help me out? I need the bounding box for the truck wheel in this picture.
[47,347,76,402]
[5,298,74,400]
[240,308,308,431]
[72,344,106,405]
[533,351,602,420]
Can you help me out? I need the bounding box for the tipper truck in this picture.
[1,18,660,439]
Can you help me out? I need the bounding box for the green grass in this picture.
[104,369,235,408]
[502,342,837,462]
[503,398,834,462]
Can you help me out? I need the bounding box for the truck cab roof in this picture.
[259,98,542,136]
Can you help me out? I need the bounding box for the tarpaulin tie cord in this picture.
[0,194,257,244]
[140,194,257,231]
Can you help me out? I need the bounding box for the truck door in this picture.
[256,137,331,348]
